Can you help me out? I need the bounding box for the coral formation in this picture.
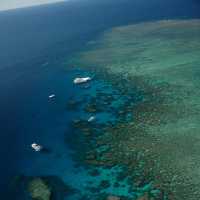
[28,178,51,200]
[68,19,200,199]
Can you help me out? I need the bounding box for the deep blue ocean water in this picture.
[0,0,200,199]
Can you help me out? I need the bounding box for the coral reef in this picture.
[13,175,76,200]
[28,178,51,200]
[107,195,121,200]
[68,19,200,199]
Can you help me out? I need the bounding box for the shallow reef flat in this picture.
[68,19,200,199]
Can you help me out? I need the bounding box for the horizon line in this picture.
[0,0,68,12]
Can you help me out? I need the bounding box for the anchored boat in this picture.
[73,77,91,84]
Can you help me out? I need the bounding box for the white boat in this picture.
[49,94,55,99]
[88,116,95,122]
[73,77,91,84]
[31,143,43,152]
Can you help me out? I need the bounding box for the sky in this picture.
[0,0,67,11]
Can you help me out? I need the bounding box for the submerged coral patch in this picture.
[68,19,200,199]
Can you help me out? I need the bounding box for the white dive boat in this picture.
[49,94,55,99]
[73,77,91,84]
[31,143,43,152]
[88,116,96,122]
